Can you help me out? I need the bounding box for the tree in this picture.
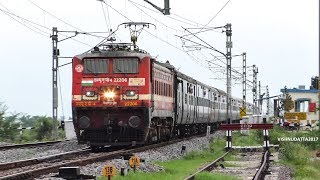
[19,114,37,127]
[281,86,294,112]
[0,103,20,142]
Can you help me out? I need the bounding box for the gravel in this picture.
[37,131,224,179]
[0,139,87,163]
[0,142,14,146]
[79,130,224,176]
[265,152,293,180]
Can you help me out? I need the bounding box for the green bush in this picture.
[281,142,309,166]
[34,116,59,140]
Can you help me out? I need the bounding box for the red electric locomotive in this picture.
[72,43,175,148]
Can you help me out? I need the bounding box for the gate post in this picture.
[226,118,232,150]
[262,117,269,150]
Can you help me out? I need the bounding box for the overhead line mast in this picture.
[225,23,232,121]
[242,52,247,112]
[51,27,58,138]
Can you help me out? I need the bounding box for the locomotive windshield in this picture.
[113,58,139,73]
[84,59,109,74]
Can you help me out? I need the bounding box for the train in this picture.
[71,43,257,148]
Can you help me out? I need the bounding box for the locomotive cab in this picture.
[72,44,152,147]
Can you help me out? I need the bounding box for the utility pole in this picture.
[252,65,258,115]
[266,85,270,115]
[242,52,247,111]
[51,27,59,138]
[258,81,261,114]
[225,23,232,121]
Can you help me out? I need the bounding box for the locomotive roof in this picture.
[75,43,151,60]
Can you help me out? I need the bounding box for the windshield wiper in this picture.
[115,66,126,77]
[85,68,98,76]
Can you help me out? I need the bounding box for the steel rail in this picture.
[184,151,230,180]
[0,140,68,151]
[0,148,90,171]
[0,134,207,179]
[253,150,270,180]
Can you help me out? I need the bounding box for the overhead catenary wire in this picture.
[100,0,187,54]
[58,69,65,120]
[128,0,183,33]
[0,5,93,47]
[192,0,231,38]
[27,0,83,31]
[130,0,218,29]
[2,1,110,47]
[0,4,50,37]
[100,1,111,31]
[28,0,112,39]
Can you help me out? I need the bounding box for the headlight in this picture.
[104,91,115,98]
[126,90,136,97]
[79,116,90,129]
[128,116,141,128]
[85,91,95,97]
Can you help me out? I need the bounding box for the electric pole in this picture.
[242,52,247,111]
[51,27,59,138]
[266,85,270,115]
[258,81,261,114]
[225,23,232,121]
[252,65,258,115]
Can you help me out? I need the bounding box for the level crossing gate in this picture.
[219,119,273,150]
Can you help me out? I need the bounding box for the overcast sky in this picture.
[0,0,318,118]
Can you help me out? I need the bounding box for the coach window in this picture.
[113,58,139,73]
[84,59,108,74]
[185,94,187,104]
[166,84,169,97]
[162,82,165,96]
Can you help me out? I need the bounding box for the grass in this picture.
[269,126,320,180]
[195,172,241,180]
[231,130,263,146]
[98,138,239,180]
[98,127,320,180]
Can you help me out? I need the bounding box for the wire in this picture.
[193,0,231,37]
[58,69,65,120]
[100,1,111,31]
[105,0,112,29]
[0,5,50,37]
[27,0,82,31]
[128,0,182,33]
[101,0,186,54]
[131,0,216,28]
[26,0,109,46]
[0,4,95,47]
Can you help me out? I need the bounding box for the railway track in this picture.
[184,151,230,180]
[0,140,68,151]
[185,148,271,180]
[0,148,90,172]
[253,150,270,180]
[0,135,204,179]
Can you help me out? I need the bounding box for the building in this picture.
[280,84,319,125]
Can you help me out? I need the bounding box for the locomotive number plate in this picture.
[75,101,96,106]
[124,101,138,106]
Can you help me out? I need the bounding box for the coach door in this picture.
[176,79,183,124]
